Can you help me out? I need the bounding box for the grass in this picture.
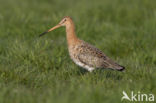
[0,0,156,103]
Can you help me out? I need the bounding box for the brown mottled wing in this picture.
[77,42,112,68]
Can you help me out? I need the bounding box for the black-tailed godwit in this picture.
[39,16,125,72]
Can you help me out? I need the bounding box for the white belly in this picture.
[72,59,95,72]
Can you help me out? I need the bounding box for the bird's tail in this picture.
[102,57,125,71]
[111,63,125,71]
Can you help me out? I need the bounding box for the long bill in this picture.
[39,24,61,37]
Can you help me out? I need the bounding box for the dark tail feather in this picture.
[112,63,125,71]
[117,65,125,71]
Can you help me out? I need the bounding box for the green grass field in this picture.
[0,0,156,103]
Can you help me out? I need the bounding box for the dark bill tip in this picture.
[39,31,48,37]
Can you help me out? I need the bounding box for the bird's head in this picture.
[58,16,73,26]
[39,16,73,37]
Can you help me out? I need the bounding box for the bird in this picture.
[39,16,125,72]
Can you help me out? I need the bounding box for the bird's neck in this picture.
[65,22,79,46]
